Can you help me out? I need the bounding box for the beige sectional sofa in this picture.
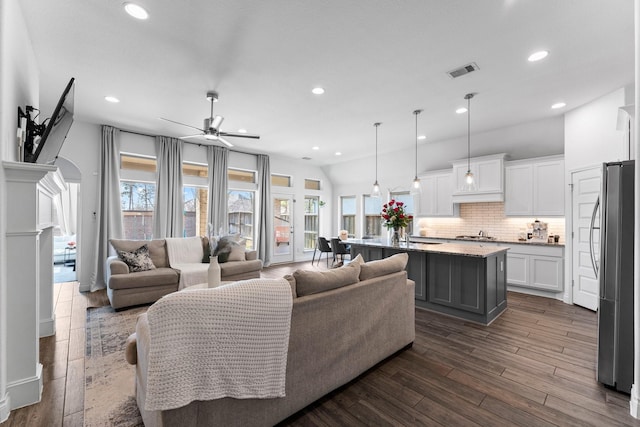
[126,253,415,427]
[106,238,263,309]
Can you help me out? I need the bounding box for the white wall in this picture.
[323,116,565,237]
[0,0,40,420]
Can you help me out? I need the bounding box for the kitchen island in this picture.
[349,239,509,325]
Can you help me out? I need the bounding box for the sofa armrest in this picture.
[245,250,258,261]
[125,333,137,365]
[107,256,129,275]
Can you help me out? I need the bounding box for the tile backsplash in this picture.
[416,202,566,243]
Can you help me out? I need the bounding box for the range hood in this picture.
[450,153,506,204]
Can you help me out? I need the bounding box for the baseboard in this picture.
[0,392,10,423]
[39,315,56,337]
[630,384,640,418]
[7,363,42,409]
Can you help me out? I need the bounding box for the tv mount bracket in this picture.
[17,105,46,162]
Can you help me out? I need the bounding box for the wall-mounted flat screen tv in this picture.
[25,77,75,165]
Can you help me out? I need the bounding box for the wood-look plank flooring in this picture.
[2,261,639,426]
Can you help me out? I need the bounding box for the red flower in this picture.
[397,202,404,206]
[390,199,395,205]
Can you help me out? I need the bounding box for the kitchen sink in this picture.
[455,235,497,241]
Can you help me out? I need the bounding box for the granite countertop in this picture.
[347,238,509,258]
[409,235,565,247]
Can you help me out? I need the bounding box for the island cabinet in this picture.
[349,240,508,325]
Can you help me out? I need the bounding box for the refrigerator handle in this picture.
[589,195,600,277]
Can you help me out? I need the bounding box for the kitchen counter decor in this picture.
[381,199,413,246]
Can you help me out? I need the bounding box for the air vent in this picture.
[302,156,312,160]
[447,62,480,79]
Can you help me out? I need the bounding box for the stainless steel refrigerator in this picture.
[597,160,635,393]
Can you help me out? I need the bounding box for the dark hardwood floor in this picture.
[2,261,638,426]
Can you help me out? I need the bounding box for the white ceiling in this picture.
[20,0,634,166]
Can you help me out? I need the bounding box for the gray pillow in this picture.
[359,252,408,281]
[117,244,156,273]
[213,235,244,263]
[294,262,361,297]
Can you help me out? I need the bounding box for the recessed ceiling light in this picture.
[312,146,320,150]
[105,96,120,103]
[456,107,467,114]
[124,3,149,20]
[237,129,247,133]
[335,151,342,156]
[312,87,325,95]
[417,135,426,140]
[528,50,549,62]
[551,102,566,109]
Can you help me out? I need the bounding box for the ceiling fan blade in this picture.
[219,131,260,139]
[217,136,234,147]
[179,134,205,139]
[159,117,204,132]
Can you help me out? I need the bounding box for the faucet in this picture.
[478,230,485,237]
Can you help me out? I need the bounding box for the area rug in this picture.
[84,305,146,427]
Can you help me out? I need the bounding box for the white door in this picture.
[571,167,601,310]
[271,194,294,264]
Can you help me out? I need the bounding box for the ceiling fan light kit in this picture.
[160,90,259,147]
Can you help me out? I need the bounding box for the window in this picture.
[271,174,292,187]
[363,195,382,238]
[121,154,156,172]
[228,190,255,249]
[390,191,415,235]
[183,162,208,177]
[120,181,155,239]
[304,196,319,250]
[340,196,356,237]
[183,186,208,237]
[304,179,321,190]
[229,168,256,183]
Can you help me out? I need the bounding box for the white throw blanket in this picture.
[165,237,207,289]
[144,278,293,411]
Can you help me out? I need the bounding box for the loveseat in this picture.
[126,253,415,427]
[106,237,263,309]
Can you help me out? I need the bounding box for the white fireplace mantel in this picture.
[2,161,66,409]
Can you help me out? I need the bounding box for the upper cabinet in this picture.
[451,153,507,203]
[417,169,459,217]
[504,155,565,216]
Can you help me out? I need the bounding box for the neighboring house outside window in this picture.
[183,186,208,237]
[340,196,356,237]
[228,190,255,249]
[304,196,319,250]
[363,195,382,238]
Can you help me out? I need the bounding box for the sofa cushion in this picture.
[117,244,156,272]
[110,239,169,268]
[108,267,179,290]
[293,262,361,297]
[359,252,409,281]
[283,274,297,299]
[219,259,263,277]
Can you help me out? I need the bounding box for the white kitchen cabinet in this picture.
[417,170,459,217]
[504,155,564,216]
[451,153,506,203]
[506,243,564,292]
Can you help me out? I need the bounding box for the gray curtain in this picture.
[153,136,184,238]
[206,146,229,235]
[257,154,272,266]
[91,125,124,291]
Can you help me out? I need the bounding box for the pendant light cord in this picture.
[465,93,474,172]
[413,110,422,179]
[374,122,381,181]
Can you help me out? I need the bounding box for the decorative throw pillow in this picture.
[117,244,156,272]
[213,235,244,263]
[359,252,408,281]
[227,240,247,262]
[293,262,361,297]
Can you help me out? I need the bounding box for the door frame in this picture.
[271,193,295,264]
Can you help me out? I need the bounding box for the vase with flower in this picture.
[380,199,413,246]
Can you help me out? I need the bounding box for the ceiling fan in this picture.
[160,91,259,147]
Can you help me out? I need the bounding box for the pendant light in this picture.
[411,109,423,195]
[372,122,382,198]
[462,93,477,192]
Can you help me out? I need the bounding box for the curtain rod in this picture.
[117,128,259,156]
